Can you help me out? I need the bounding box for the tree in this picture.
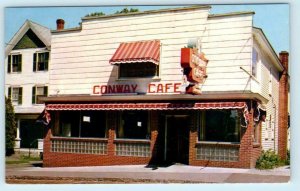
[115,8,139,14]
[5,97,17,156]
[84,8,139,18]
[85,12,105,17]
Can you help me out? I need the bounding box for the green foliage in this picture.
[115,8,139,14]
[256,150,285,169]
[6,155,41,165]
[85,12,106,17]
[5,97,17,156]
[84,8,139,18]
[285,149,290,165]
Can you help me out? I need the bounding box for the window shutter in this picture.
[8,55,11,73]
[18,87,22,105]
[44,86,48,96]
[45,52,49,71]
[32,86,36,104]
[8,87,11,99]
[33,53,37,71]
[18,55,22,72]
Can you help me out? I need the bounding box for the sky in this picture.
[4,4,289,54]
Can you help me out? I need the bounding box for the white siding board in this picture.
[49,9,257,95]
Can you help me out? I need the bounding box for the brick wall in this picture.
[43,111,152,167]
[189,106,261,168]
[278,51,289,160]
[43,107,261,168]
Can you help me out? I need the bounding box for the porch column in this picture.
[239,107,254,168]
[14,119,21,149]
[150,111,159,163]
[189,111,197,165]
[107,111,116,156]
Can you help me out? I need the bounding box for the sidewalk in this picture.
[6,163,290,183]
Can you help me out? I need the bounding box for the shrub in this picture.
[256,150,284,169]
[5,97,17,156]
[285,149,290,165]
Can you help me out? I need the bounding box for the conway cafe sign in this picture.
[92,48,208,95]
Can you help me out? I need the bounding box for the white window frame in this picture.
[268,67,273,96]
[252,48,258,78]
[8,54,22,73]
[8,87,22,105]
[32,86,48,104]
[33,51,49,72]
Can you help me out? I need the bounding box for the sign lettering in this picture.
[92,82,182,95]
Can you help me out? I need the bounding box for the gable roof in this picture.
[5,20,51,56]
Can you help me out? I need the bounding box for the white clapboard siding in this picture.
[5,48,49,111]
[50,8,257,95]
[255,40,280,152]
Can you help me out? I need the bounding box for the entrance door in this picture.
[165,116,189,164]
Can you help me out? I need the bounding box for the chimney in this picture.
[56,19,65,30]
[278,51,289,160]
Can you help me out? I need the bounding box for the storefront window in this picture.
[198,110,241,143]
[59,111,106,138]
[119,62,159,78]
[117,111,150,139]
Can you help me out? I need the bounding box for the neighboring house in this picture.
[39,6,288,168]
[5,20,51,152]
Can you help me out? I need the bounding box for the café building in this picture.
[41,6,289,168]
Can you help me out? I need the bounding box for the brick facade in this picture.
[43,102,262,168]
[278,51,289,160]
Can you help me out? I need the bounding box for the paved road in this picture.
[6,162,290,183]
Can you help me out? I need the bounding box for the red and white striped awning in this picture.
[109,40,160,65]
[46,102,246,111]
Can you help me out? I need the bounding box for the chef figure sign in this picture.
[180,47,209,95]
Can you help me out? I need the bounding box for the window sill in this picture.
[114,139,151,144]
[116,76,161,81]
[196,141,240,147]
[51,136,108,142]
[34,70,48,73]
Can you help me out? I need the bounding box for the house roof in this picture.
[5,20,51,56]
[208,11,255,18]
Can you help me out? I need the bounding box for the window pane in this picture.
[12,55,21,72]
[36,87,44,95]
[59,111,80,137]
[81,111,106,138]
[58,111,106,138]
[119,62,158,78]
[252,49,258,77]
[198,110,241,142]
[36,52,49,71]
[12,88,19,101]
[117,111,149,139]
